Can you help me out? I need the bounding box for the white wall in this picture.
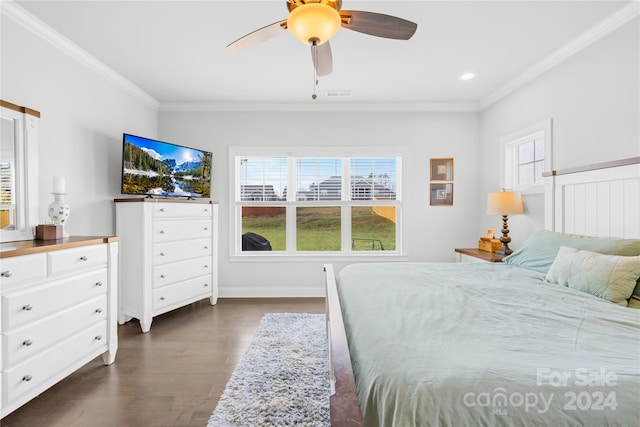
[1,16,158,236]
[159,111,480,296]
[478,18,640,247]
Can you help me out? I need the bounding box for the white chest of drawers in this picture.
[115,199,218,332]
[0,237,118,418]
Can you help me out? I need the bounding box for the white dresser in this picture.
[0,237,119,418]
[115,199,218,332]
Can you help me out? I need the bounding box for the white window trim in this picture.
[500,118,553,195]
[229,146,407,261]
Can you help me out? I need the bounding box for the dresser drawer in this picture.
[2,321,107,406]
[2,269,107,331]
[153,219,212,243]
[152,257,212,289]
[0,253,47,288]
[2,295,107,367]
[48,245,108,276]
[153,238,212,265]
[153,276,212,311]
[152,203,213,218]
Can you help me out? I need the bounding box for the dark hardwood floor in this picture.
[1,298,325,427]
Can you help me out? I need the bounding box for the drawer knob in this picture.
[22,375,33,382]
[94,335,103,341]
[204,227,208,231]
[204,208,209,212]
[22,304,33,311]
[23,339,33,346]
[1,270,12,278]
[159,230,165,234]
[159,252,165,256]
[204,246,208,250]
[204,283,209,287]
[204,265,209,269]
[160,274,166,279]
[159,208,165,212]
[95,308,103,314]
[160,296,166,301]
[95,281,103,287]
[80,256,88,261]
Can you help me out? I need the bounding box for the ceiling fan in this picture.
[227,0,418,80]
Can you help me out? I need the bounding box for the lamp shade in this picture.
[287,3,341,45]
[486,190,523,215]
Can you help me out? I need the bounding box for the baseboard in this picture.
[218,286,325,298]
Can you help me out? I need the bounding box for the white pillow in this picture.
[545,246,640,306]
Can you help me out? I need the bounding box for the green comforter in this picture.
[336,262,640,427]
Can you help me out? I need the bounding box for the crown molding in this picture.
[479,1,640,110]
[158,102,481,113]
[1,1,160,110]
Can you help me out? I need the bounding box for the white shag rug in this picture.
[207,313,330,427]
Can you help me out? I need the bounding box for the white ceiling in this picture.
[10,0,637,109]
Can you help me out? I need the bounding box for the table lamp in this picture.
[486,189,523,255]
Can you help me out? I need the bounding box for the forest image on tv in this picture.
[122,134,211,198]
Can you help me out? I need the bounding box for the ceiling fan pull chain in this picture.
[312,42,318,100]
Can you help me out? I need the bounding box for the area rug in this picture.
[207,313,330,427]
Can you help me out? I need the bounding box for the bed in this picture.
[324,157,640,427]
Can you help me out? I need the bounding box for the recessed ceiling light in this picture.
[459,73,476,81]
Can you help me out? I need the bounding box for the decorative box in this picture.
[35,224,63,240]
[478,238,502,253]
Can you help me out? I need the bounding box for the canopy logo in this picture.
[463,388,553,415]
[462,368,619,416]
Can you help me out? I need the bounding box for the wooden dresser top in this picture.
[0,236,119,259]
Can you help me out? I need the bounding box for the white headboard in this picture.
[544,157,640,239]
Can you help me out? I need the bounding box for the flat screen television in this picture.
[121,133,212,198]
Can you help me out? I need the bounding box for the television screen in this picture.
[121,133,212,198]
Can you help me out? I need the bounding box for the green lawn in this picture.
[242,207,395,251]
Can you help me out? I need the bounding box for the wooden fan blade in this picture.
[311,42,333,77]
[340,10,417,40]
[227,20,287,51]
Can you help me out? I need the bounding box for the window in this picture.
[233,148,403,257]
[501,119,552,193]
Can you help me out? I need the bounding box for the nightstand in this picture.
[455,248,506,263]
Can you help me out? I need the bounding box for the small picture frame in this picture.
[430,158,454,181]
[430,183,453,206]
[484,228,495,239]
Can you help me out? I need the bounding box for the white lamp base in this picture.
[48,193,70,237]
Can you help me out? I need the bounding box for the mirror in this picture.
[0,100,40,242]
[1,117,15,229]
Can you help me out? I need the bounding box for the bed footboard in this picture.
[324,264,363,427]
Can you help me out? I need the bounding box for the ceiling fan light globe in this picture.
[287,3,341,45]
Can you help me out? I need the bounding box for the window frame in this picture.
[229,146,407,261]
[500,119,553,194]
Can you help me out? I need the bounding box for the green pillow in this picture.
[503,230,640,274]
[545,246,640,306]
